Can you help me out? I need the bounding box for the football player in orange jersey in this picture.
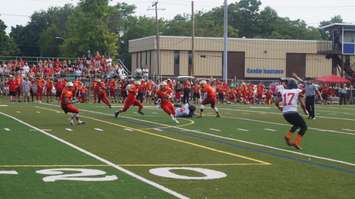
[114,81,144,118]
[97,80,112,109]
[199,80,220,118]
[156,81,179,124]
[60,82,85,125]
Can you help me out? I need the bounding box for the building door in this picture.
[286,53,306,78]
[228,52,245,80]
[174,50,180,76]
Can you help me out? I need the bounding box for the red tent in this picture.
[315,75,350,83]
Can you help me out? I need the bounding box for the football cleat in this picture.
[78,120,86,125]
[138,111,144,115]
[284,136,292,146]
[291,143,302,150]
[216,112,221,118]
[114,111,120,118]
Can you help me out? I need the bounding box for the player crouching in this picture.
[275,78,308,150]
[156,81,179,124]
[199,80,220,118]
[60,82,85,126]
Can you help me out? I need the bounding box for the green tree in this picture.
[38,4,74,57]
[61,0,119,57]
[319,15,344,40]
[0,20,17,55]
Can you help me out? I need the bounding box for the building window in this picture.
[174,50,180,65]
[188,51,192,65]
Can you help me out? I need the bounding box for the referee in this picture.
[292,73,322,119]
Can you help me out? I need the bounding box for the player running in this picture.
[275,78,308,150]
[199,80,220,118]
[60,82,85,126]
[97,79,112,109]
[114,81,144,118]
[156,81,179,124]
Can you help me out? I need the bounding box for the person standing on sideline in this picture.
[292,73,322,119]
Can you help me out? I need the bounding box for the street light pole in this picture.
[152,1,161,77]
[223,0,228,82]
[191,0,195,76]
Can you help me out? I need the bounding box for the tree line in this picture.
[0,0,344,67]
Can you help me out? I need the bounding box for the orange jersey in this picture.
[74,80,81,90]
[37,79,45,88]
[60,88,74,105]
[145,81,153,91]
[127,84,138,98]
[109,80,116,89]
[201,84,216,98]
[46,80,53,89]
[156,87,173,103]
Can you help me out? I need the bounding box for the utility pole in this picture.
[191,0,195,76]
[223,0,228,82]
[152,1,161,77]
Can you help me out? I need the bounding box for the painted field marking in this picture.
[250,106,271,109]
[40,104,355,167]
[0,162,267,168]
[153,128,163,132]
[36,111,41,114]
[65,128,73,132]
[220,107,355,122]
[4,128,11,132]
[342,129,355,132]
[94,128,104,132]
[124,128,134,132]
[36,106,270,165]
[220,114,355,136]
[0,105,8,107]
[210,128,221,132]
[237,128,249,132]
[264,128,277,132]
[0,112,189,199]
[42,129,52,132]
[16,111,21,113]
[0,171,18,175]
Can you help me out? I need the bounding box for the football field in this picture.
[1,97,355,199]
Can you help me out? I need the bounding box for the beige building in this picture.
[129,36,333,79]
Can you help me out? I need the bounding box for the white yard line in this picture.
[237,128,249,132]
[4,128,11,132]
[124,128,134,132]
[342,129,355,132]
[94,128,104,132]
[153,128,163,132]
[40,103,355,167]
[65,128,73,132]
[219,107,355,122]
[0,105,8,107]
[0,171,18,175]
[264,128,277,132]
[209,128,221,132]
[0,111,189,199]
